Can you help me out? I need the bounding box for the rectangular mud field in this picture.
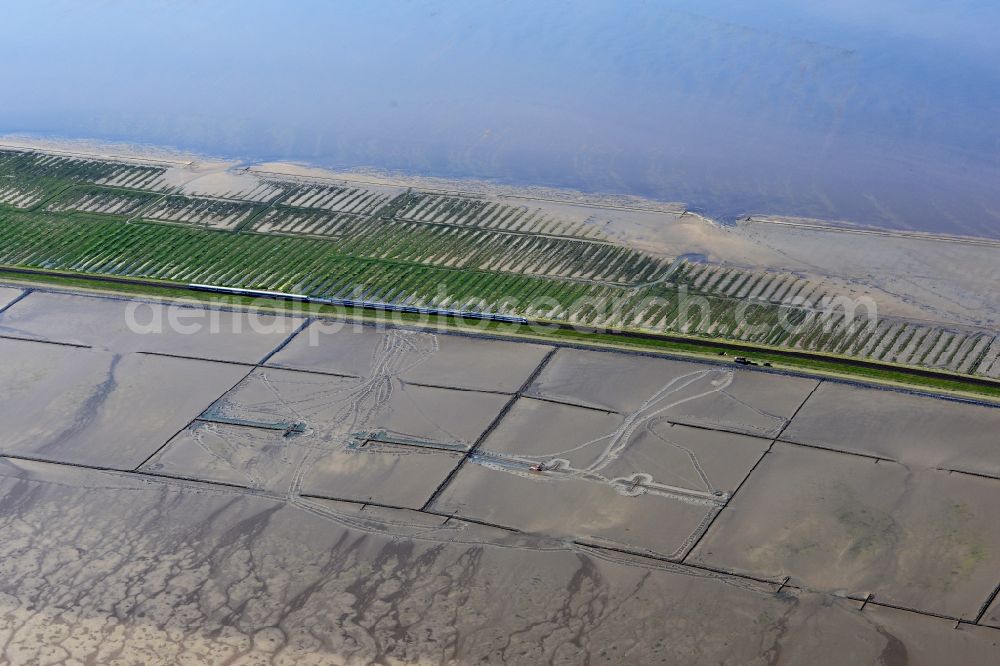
[0,337,249,468]
[781,381,1000,477]
[430,394,772,559]
[688,442,1000,619]
[0,290,305,363]
[421,345,813,559]
[143,422,464,508]
[469,394,770,498]
[524,347,818,437]
[146,361,508,504]
[141,421,302,491]
[268,320,554,393]
[0,285,999,661]
[203,366,509,449]
[432,459,721,559]
[298,442,464,509]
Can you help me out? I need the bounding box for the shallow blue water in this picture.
[2,0,999,236]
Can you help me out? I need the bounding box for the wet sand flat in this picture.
[0,291,304,363]
[689,442,1000,619]
[525,348,817,437]
[0,338,248,468]
[3,457,998,663]
[781,382,1000,476]
[268,321,553,392]
[207,367,508,449]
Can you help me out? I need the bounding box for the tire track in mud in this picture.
[642,419,714,493]
[452,366,798,560]
[716,387,788,436]
[134,315,316,473]
[474,369,738,491]
[150,326,450,508]
[173,327,441,502]
[418,364,773,567]
[182,423,283,491]
[572,369,735,477]
[145,332,793,570]
[419,347,559,511]
[283,329,441,510]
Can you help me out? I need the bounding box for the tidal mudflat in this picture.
[269,320,553,393]
[0,290,304,363]
[141,421,304,492]
[0,337,248,468]
[688,443,1000,620]
[299,443,464,509]
[1,284,998,662]
[781,382,1000,477]
[2,457,999,664]
[431,398,771,558]
[524,347,818,437]
[203,366,508,449]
